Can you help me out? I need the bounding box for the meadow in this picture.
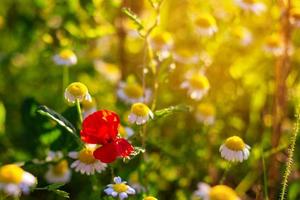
[1,0,300,199]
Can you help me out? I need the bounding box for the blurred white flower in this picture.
[104,176,136,200]
[128,103,154,125]
[45,160,71,184]
[53,49,77,66]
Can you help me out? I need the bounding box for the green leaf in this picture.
[36,105,76,134]
[39,129,61,145]
[154,104,191,118]
[53,189,70,198]
[121,7,144,30]
[46,183,66,190]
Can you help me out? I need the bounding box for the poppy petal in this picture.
[93,143,118,163]
[114,138,134,158]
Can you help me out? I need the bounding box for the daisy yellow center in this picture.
[124,84,143,98]
[52,160,69,176]
[113,183,128,193]
[131,103,149,117]
[266,35,281,48]
[119,125,128,138]
[232,27,246,39]
[224,136,245,151]
[197,103,215,116]
[59,49,75,59]
[189,74,209,89]
[82,98,95,109]
[243,0,256,4]
[210,185,239,200]
[196,15,216,28]
[78,148,97,164]
[0,164,24,184]
[66,82,88,97]
[106,64,120,74]
[143,196,158,200]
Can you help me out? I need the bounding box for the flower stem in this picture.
[220,162,232,184]
[76,99,83,124]
[279,107,300,200]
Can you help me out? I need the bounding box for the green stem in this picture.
[262,152,269,200]
[220,162,232,184]
[279,107,300,200]
[76,99,83,124]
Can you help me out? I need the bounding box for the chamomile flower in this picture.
[234,0,266,15]
[45,150,63,162]
[194,13,218,36]
[173,48,200,64]
[219,136,251,162]
[232,26,253,46]
[0,164,37,197]
[193,183,240,200]
[119,125,134,139]
[104,176,136,200]
[64,82,92,103]
[290,8,300,28]
[82,98,97,119]
[68,145,107,175]
[128,103,154,125]
[263,34,284,56]
[143,196,158,200]
[53,49,77,66]
[94,60,121,84]
[181,71,210,101]
[195,103,216,125]
[45,160,71,184]
[117,81,151,104]
[150,32,173,60]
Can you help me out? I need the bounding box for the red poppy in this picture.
[80,110,134,163]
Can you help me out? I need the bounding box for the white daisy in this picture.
[232,26,253,46]
[193,182,211,200]
[219,136,251,162]
[263,34,285,56]
[234,0,266,15]
[173,49,200,64]
[193,183,240,200]
[45,150,63,162]
[94,60,121,84]
[128,103,154,125]
[149,32,173,61]
[194,13,218,37]
[68,145,107,175]
[119,125,134,139]
[290,8,300,28]
[195,103,216,125]
[104,176,136,200]
[117,81,151,104]
[64,82,92,103]
[82,98,97,119]
[0,164,37,197]
[53,49,77,66]
[45,160,71,184]
[181,70,210,101]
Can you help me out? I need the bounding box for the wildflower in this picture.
[234,0,266,15]
[104,176,135,200]
[80,110,134,163]
[117,80,151,104]
[149,32,173,60]
[232,26,252,46]
[194,13,218,36]
[45,160,71,183]
[68,145,107,175]
[173,48,200,64]
[263,34,284,56]
[195,103,216,125]
[219,136,250,162]
[82,98,97,119]
[290,8,300,28]
[181,71,210,101]
[45,150,63,162]
[193,183,240,200]
[0,164,37,197]
[119,125,134,139]
[128,103,154,125]
[94,60,121,84]
[143,196,158,200]
[53,49,77,66]
[64,82,92,103]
